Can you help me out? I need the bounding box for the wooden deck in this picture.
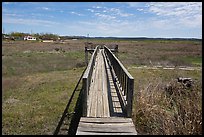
[86,49,124,117]
[87,49,109,117]
[76,117,137,135]
[77,49,137,135]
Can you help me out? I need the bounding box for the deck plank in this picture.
[87,49,113,117]
[76,117,137,135]
[102,50,110,117]
[87,53,99,117]
[97,50,103,117]
[87,55,96,117]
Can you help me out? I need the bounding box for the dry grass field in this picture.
[2,39,202,135]
[2,40,86,134]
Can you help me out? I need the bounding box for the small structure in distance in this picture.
[24,35,36,41]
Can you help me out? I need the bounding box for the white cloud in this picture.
[53,14,201,38]
[75,12,201,38]
[87,9,95,12]
[30,13,54,18]
[77,19,142,36]
[94,13,116,21]
[3,17,59,27]
[123,2,145,8]
[147,2,202,28]
[70,11,83,16]
[147,2,201,17]
[118,12,134,17]
[88,6,133,19]
[92,6,102,9]
[137,8,144,11]
[125,2,202,30]
[42,7,50,10]
[103,10,107,13]
[96,6,102,9]
[3,2,11,5]
[108,8,134,17]
[4,13,21,17]
[179,14,202,28]
[150,19,174,30]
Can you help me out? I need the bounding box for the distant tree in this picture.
[10,32,29,40]
[39,33,59,41]
[33,33,40,38]
[6,32,59,41]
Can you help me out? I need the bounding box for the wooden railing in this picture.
[82,46,99,116]
[104,46,134,118]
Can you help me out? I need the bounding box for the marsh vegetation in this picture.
[2,39,202,135]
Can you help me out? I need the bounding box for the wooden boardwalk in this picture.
[76,48,137,135]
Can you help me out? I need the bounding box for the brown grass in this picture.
[98,40,202,67]
[132,77,202,135]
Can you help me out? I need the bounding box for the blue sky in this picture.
[2,2,202,38]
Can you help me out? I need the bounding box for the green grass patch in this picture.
[181,56,202,66]
[2,50,85,77]
[2,68,84,135]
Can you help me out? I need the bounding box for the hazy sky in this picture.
[2,2,202,38]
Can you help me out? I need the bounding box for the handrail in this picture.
[82,45,99,116]
[104,46,134,118]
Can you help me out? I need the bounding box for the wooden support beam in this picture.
[126,78,134,118]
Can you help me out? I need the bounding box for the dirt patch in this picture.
[4,98,20,104]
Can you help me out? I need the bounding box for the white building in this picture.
[24,36,36,41]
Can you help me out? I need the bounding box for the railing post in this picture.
[126,78,134,118]
[115,44,118,57]
[82,78,88,117]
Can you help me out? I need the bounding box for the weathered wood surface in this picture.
[82,46,99,116]
[86,49,128,118]
[87,49,110,117]
[76,117,137,135]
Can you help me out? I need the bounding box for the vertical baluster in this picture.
[122,71,124,92]
[124,75,127,96]
[82,78,88,117]
[126,78,134,118]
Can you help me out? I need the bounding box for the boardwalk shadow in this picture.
[53,69,85,135]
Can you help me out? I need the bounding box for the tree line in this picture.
[2,32,59,41]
